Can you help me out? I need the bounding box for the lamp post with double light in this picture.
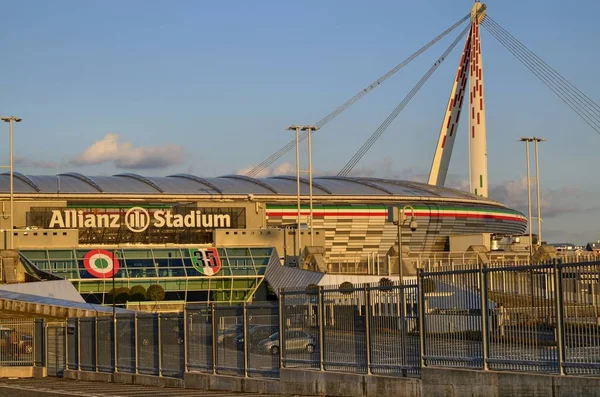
[1,116,22,249]
[391,205,417,286]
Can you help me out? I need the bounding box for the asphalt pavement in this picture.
[0,378,305,397]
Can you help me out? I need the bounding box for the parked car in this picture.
[234,325,279,350]
[257,329,316,356]
[217,324,244,345]
[0,327,33,355]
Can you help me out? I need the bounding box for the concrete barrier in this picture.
[421,367,600,397]
[0,366,33,378]
[184,372,279,394]
[279,368,421,397]
[32,367,46,379]
[57,367,600,397]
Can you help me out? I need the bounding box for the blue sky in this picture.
[0,0,599,243]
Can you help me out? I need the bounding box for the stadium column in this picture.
[468,2,488,197]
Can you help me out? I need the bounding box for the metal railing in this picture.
[65,303,280,379]
[28,259,600,380]
[420,260,600,376]
[0,318,35,366]
[280,282,421,377]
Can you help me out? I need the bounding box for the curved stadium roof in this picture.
[0,172,498,203]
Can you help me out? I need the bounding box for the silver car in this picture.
[258,330,316,356]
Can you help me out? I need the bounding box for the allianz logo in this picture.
[48,207,231,233]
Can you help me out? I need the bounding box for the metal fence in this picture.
[280,283,421,377]
[0,318,35,366]
[24,259,600,380]
[420,260,600,376]
[64,303,280,379]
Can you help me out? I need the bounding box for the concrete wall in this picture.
[0,200,67,232]
[41,367,600,397]
[215,227,325,264]
[0,366,33,378]
[421,367,600,397]
[0,228,78,250]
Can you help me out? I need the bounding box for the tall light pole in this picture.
[519,138,533,257]
[533,137,545,246]
[1,116,22,250]
[301,125,319,246]
[391,205,418,286]
[287,125,302,257]
[519,137,545,255]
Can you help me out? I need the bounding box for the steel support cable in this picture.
[337,26,470,177]
[482,21,600,132]
[484,16,600,115]
[245,13,471,178]
[482,18,600,134]
[482,20,600,133]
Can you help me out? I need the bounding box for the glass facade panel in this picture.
[121,249,154,260]
[48,250,74,259]
[155,258,186,277]
[23,251,47,260]
[124,258,157,278]
[20,246,274,304]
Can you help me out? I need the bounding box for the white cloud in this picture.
[71,133,185,170]
[14,156,57,169]
[237,161,297,178]
[489,176,580,218]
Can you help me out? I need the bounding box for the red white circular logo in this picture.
[83,249,119,278]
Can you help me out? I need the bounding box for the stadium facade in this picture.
[0,172,526,304]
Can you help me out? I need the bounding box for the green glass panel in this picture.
[152,249,184,259]
[223,248,250,257]
[48,250,74,259]
[20,250,48,260]
[248,248,272,257]
[186,279,211,290]
[120,249,154,259]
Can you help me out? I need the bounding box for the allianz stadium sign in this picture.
[48,207,232,233]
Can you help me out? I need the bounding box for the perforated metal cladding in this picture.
[266,203,526,261]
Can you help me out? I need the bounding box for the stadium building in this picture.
[0,172,526,304]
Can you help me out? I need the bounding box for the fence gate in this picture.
[46,324,66,377]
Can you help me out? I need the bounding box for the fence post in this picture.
[183,307,188,373]
[318,286,325,371]
[554,261,566,375]
[134,313,139,374]
[278,289,284,369]
[44,322,48,370]
[400,282,408,377]
[94,317,98,372]
[364,285,372,375]
[77,318,81,371]
[64,322,69,371]
[479,262,489,371]
[211,303,217,375]
[243,302,249,378]
[113,315,118,373]
[417,268,426,369]
[39,319,45,368]
[157,313,162,377]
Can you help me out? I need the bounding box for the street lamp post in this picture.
[301,125,319,247]
[1,116,22,250]
[519,137,545,255]
[287,124,319,259]
[287,125,302,257]
[533,137,545,246]
[392,205,418,286]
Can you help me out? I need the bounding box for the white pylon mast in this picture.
[468,1,488,197]
[428,2,489,197]
[428,31,471,187]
